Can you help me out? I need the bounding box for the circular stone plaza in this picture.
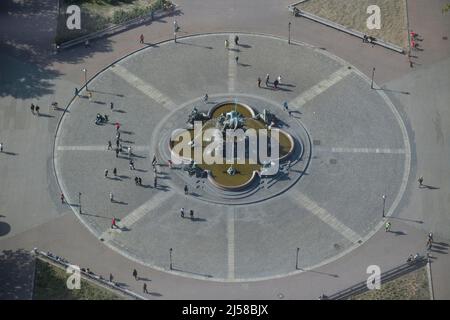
[1,0,450,300]
[56,33,409,281]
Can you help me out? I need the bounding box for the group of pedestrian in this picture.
[134,176,143,185]
[180,207,195,220]
[30,103,40,116]
[132,269,149,294]
[261,74,282,89]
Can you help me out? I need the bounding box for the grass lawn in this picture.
[33,259,123,300]
[296,0,408,47]
[350,266,430,300]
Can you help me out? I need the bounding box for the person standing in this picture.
[115,148,119,158]
[109,273,113,282]
[385,221,391,232]
[235,56,239,64]
[418,176,424,187]
[273,79,279,89]
[257,77,261,88]
[225,39,229,49]
[113,168,117,176]
[190,209,194,220]
[283,101,290,115]
[105,169,109,177]
[133,269,138,280]
[265,74,270,86]
[109,192,114,202]
[184,185,188,195]
[143,283,148,294]
[111,217,117,229]
[140,34,144,44]
[0,142,3,153]
[277,75,282,84]
[204,93,208,104]
[154,176,157,188]
[60,193,65,204]
[30,104,35,114]
[35,105,40,116]
[110,102,114,110]
[180,207,185,218]
[234,35,239,45]
[108,141,112,150]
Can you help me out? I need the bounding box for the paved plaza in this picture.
[54,34,410,281]
[1,0,450,299]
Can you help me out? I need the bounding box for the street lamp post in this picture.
[78,192,82,214]
[296,247,300,270]
[288,22,291,44]
[382,194,386,218]
[169,248,173,270]
[82,68,88,91]
[371,67,376,89]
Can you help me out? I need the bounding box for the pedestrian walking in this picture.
[180,207,185,218]
[109,273,113,282]
[168,159,173,169]
[225,39,229,49]
[277,75,282,84]
[286,160,291,176]
[113,167,117,176]
[418,176,424,187]
[204,93,208,103]
[0,142,4,152]
[128,146,132,157]
[60,193,65,204]
[87,91,92,101]
[108,141,112,150]
[235,56,239,64]
[129,159,135,170]
[257,77,261,88]
[115,148,119,158]
[265,74,270,86]
[133,269,138,280]
[143,283,148,294]
[35,105,40,116]
[109,192,114,202]
[116,131,121,141]
[190,209,194,220]
[135,177,139,185]
[30,104,35,114]
[154,176,157,188]
[152,155,157,167]
[84,39,90,48]
[138,177,142,185]
[184,185,188,195]
[385,221,391,232]
[75,88,79,96]
[173,20,179,32]
[234,35,239,45]
[428,232,434,243]
[111,217,117,229]
[140,34,144,44]
[110,102,114,110]
[105,169,109,177]
[115,122,120,131]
